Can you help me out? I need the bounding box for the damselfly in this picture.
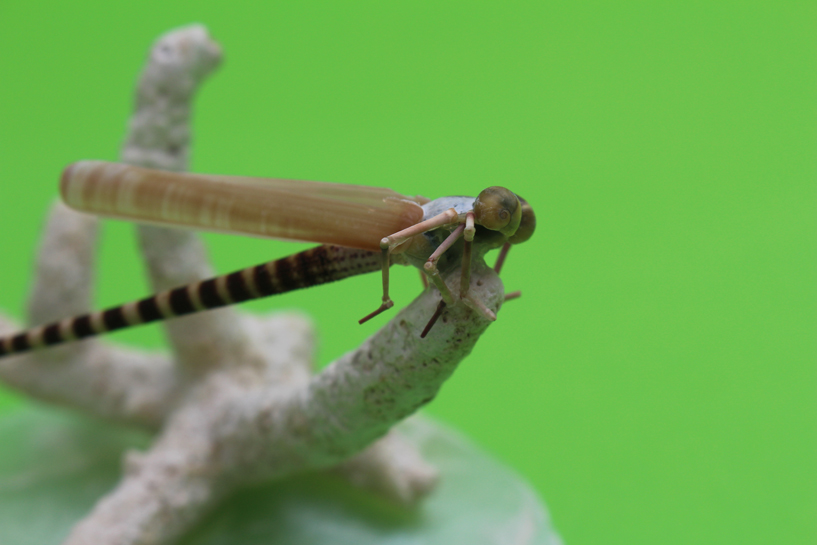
[0,161,535,358]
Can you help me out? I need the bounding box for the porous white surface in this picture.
[0,25,514,545]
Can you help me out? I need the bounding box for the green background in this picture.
[0,2,814,544]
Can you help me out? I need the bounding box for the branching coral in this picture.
[0,25,514,545]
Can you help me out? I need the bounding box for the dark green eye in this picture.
[473,186,521,237]
[507,196,535,244]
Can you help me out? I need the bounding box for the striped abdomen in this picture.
[0,245,380,358]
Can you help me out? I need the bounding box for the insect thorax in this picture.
[421,196,475,220]
[399,195,507,274]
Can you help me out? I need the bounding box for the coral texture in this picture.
[0,25,505,545]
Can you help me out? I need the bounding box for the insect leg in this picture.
[358,246,394,324]
[422,223,465,305]
[494,242,511,273]
[382,208,459,249]
[421,213,493,337]
[460,292,497,321]
[359,208,459,324]
[504,290,522,301]
[421,249,500,339]
[420,300,447,338]
[419,269,429,289]
[457,214,497,322]
[494,242,520,304]
[458,212,476,300]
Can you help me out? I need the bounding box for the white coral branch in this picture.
[0,24,504,545]
[0,202,183,428]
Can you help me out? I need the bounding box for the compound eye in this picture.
[473,186,521,236]
[507,196,536,244]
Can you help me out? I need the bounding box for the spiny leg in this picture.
[359,208,459,324]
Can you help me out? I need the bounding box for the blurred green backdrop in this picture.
[0,1,814,544]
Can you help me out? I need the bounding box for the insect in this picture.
[0,161,535,358]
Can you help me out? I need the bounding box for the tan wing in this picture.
[61,161,425,251]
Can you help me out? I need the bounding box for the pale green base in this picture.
[0,404,561,545]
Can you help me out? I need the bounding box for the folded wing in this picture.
[61,161,425,251]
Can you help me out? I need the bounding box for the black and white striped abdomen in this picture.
[0,245,380,358]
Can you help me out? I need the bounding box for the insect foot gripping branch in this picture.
[0,164,535,357]
[3,24,492,545]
